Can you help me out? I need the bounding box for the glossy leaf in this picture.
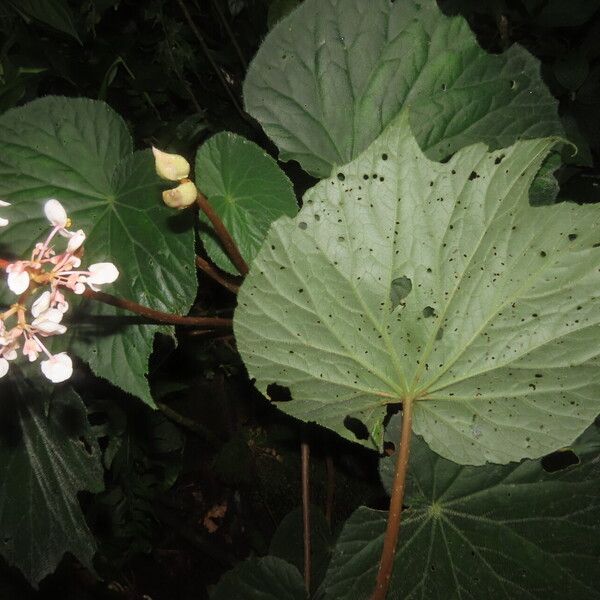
[0,97,197,405]
[0,377,103,586]
[196,132,297,274]
[211,556,307,600]
[319,418,600,600]
[244,0,562,178]
[234,110,600,465]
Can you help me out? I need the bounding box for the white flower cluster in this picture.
[0,199,119,383]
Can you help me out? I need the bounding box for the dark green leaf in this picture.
[196,132,297,274]
[269,506,333,593]
[0,377,103,586]
[320,418,600,600]
[211,556,308,600]
[10,0,80,42]
[0,97,197,405]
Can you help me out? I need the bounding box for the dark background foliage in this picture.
[0,0,598,598]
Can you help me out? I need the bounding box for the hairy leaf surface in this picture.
[0,97,197,405]
[0,377,103,586]
[234,111,600,464]
[243,0,563,177]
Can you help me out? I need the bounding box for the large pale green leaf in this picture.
[234,110,600,465]
[0,97,197,405]
[211,556,307,600]
[0,376,104,586]
[196,132,297,274]
[243,0,562,178]
[318,418,600,600]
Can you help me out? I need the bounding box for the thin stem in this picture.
[157,401,220,446]
[197,193,249,276]
[325,454,335,527]
[196,255,240,293]
[301,440,311,593]
[370,398,415,600]
[82,288,232,328]
[0,257,232,327]
[206,0,247,69]
[175,0,247,122]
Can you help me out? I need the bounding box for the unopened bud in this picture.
[152,147,190,181]
[162,180,198,209]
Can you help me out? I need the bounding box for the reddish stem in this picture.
[1,257,231,328]
[81,288,232,327]
[196,255,240,294]
[371,398,415,600]
[196,193,249,276]
[301,440,312,593]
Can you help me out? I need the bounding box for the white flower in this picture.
[67,229,86,252]
[44,199,69,228]
[32,308,67,335]
[86,262,119,289]
[40,352,72,383]
[7,269,30,295]
[0,200,10,227]
[0,358,8,377]
[31,291,52,318]
[152,147,190,181]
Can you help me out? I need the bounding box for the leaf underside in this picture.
[234,110,600,465]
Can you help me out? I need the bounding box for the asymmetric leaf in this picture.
[211,556,308,600]
[243,0,563,178]
[196,132,297,274]
[234,110,600,465]
[0,377,103,586]
[318,417,600,600]
[0,97,197,405]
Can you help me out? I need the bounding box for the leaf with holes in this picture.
[0,375,104,586]
[317,415,600,600]
[243,0,563,178]
[0,97,197,405]
[196,132,297,274]
[234,109,600,465]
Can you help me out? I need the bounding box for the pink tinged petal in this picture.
[40,352,73,383]
[23,339,39,362]
[7,270,30,294]
[31,291,52,318]
[0,200,10,206]
[4,348,18,361]
[67,229,86,252]
[74,282,85,294]
[0,358,8,378]
[87,263,119,285]
[44,199,68,228]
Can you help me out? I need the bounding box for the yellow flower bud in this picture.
[152,146,190,181]
[162,180,198,209]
